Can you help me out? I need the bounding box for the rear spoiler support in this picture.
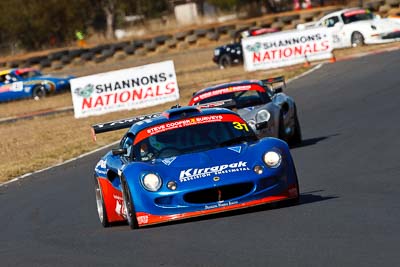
[261,76,286,93]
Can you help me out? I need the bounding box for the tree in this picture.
[0,0,91,51]
[97,0,118,40]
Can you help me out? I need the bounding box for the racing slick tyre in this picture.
[94,176,109,227]
[32,85,46,100]
[285,181,300,206]
[289,106,302,146]
[121,176,139,229]
[278,112,287,142]
[218,54,232,69]
[351,31,365,47]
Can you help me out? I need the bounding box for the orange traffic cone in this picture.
[303,55,310,67]
[329,54,336,63]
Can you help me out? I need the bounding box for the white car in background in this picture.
[297,8,400,48]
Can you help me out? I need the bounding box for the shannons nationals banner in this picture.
[242,27,334,71]
[70,60,179,118]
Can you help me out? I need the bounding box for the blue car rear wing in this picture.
[91,112,161,141]
[91,106,205,141]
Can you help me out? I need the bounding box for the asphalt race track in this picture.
[1,50,400,267]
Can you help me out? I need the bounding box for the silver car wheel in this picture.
[94,178,105,223]
[351,31,364,47]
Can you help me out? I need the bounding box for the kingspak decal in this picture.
[179,161,250,182]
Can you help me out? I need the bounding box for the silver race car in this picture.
[189,76,301,146]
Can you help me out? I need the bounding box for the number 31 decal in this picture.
[233,122,249,132]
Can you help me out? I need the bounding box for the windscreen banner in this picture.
[242,27,334,72]
[70,60,179,118]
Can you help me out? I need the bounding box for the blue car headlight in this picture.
[142,173,162,191]
[263,151,282,168]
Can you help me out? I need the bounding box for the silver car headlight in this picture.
[142,173,162,191]
[263,151,282,168]
[256,110,270,123]
[248,119,256,130]
[214,49,220,56]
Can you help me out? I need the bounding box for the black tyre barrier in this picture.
[133,40,145,48]
[60,55,72,64]
[111,41,130,51]
[259,22,272,28]
[217,25,235,34]
[166,38,178,48]
[206,31,220,41]
[144,40,158,51]
[68,48,87,58]
[154,35,172,45]
[194,28,208,37]
[80,52,94,61]
[101,49,115,57]
[47,50,69,61]
[27,55,48,65]
[175,31,191,40]
[90,44,109,54]
[39,58,52,68]
[186,34,198,44]
[123,44,135,55]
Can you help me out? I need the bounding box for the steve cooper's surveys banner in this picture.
[242,27,334,72]
[70,60,180,118]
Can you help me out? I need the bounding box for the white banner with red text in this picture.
[242,27,334,72]
[70,60,179,118]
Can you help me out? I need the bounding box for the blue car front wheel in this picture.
[32,85,46,100]
[94,176,109,227]
[121,176,139,229]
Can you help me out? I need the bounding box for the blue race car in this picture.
[92,106,300,229]
[0,68,74,102]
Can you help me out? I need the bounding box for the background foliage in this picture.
[0,0,292,52]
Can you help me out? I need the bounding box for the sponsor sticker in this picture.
[134,113,244,144]
[179,161,250,182]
